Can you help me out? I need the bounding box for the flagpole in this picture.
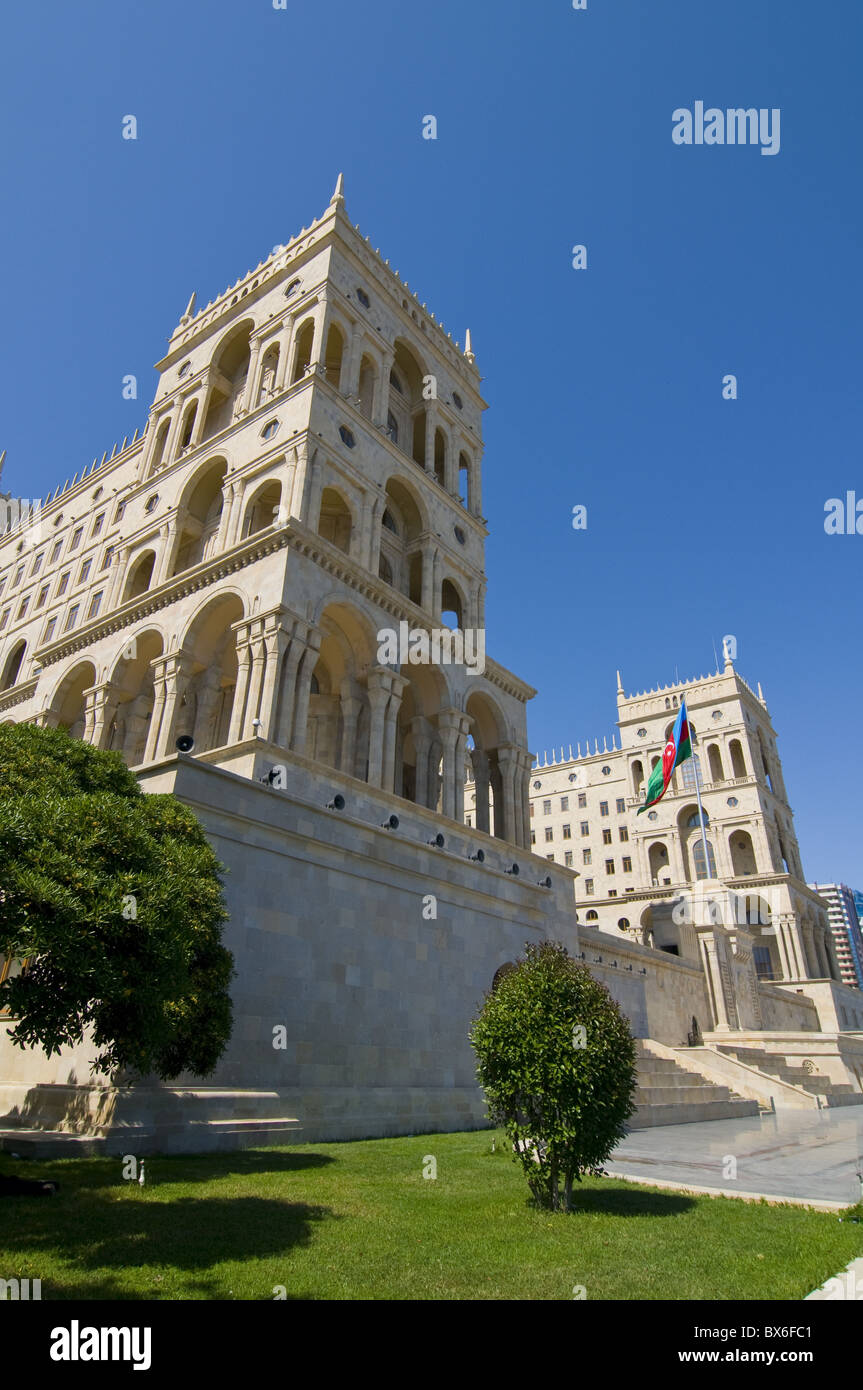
[688,709,711,882]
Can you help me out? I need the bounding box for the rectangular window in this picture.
[64,604,80,632]
[616,798,625,814]
[44,616,57,642]
[562,824,571,840]
[560,796,569,812]
[546,854,555,862]
[50,540,63,563]
[529,803,535,818]
[31,553,44,575]
[13,565,23,586]
[79,559,92,584]
[544,827,553,843]
[36,584,49,609]
[619,826,629,842]
[624,886,635,893]
[600,801,609,816]
[580,821,589,836]
[606,859,615,874]
[622,856,632,873]
[16,597,29,621]
[92,513,105,536]
[585,879,594,896]
[57,572,69,596]
[87,591,103,620]
[577,792,587,808]
[530,830,536,845]
[0,579,5,598]
[583,849,592,865]
[101,546,114,571]
[0,609,9,631]
[542,799,551,815]
[602,829,612,845]
[69,526,83,550]
[114,501,126,523]
[564,851,573,867]
[608,889,617,898]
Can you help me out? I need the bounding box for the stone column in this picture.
[156,653,192,758]
[105,544,130,610]
[274,625,309,749]
[470,747,491,833]
[86,683,116,749]
[243,630,268,734]
[365,667,394,789]
[436,710,462,821]
[289,631,322,755]
[345,322,364,397]
[338,683,362,778]
[214,481,238,552]
[240,339,265,416]
[374,349,395,428]
[309,297,330,373]
[424,407,435,475]
[496,745,521,846]
[257,621,289,745]
[153,522,177,587]
[412,717,433,809]
[453,714,472,822]
[143,658,169,762]
[420,540,434,613]
[381,674,408,795]
[190,380,211,447]
[227,635,253,745]
[699,932,734,1032]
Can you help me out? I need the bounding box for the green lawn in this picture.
[1,1130,859,1300]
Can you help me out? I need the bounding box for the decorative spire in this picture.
[0,449,5,484]
[464,328,475,364]
[616,669,623,694]
[330,173,345,207]
[180,291,196,325]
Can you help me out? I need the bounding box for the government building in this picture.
[1,182,862,1154]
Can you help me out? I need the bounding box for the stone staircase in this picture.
[713,1043,863,1109]
[0,1084,304,1156]
[631,1041,760,1128]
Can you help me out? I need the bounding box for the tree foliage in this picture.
[0,723,233,1079]
[470,940,637,1212]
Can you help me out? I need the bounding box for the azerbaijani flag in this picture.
[637,697,693,814]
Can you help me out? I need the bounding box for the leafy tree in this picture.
[0,723,233,1079]
[470,940,637,1212]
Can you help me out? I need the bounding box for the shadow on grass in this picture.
[0,1191,336,1274]
[0,1147,335,1192]
[520,1181,695,1218]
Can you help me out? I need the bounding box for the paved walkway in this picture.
[606,1108,863,1208]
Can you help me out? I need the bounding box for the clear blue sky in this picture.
[0,1,859,883]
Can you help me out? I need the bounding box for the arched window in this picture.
[585,909,599,922]
[441,579,463,630]
[0,640,26,691]
[692,837,717,880]
[291,320,315,384]
[317,489,352,554]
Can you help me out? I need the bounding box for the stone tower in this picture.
[0,176,535,840]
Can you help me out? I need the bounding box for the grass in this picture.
[0,1129,860,1300]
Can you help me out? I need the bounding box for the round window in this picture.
[261,420,280,441]
[648,810,658,821]
[533,780,542,790]
[178,361,192,378]
[727,796,739,807]
[453,525,466,545]
[452,392,463,409]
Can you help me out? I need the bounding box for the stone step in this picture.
[0,1116,304,1158]
[631,1041,760,1129]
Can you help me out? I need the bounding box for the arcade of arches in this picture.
[33,597,531,849]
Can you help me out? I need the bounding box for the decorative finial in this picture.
[616,669,623,694]
[464,328,475,364]
[0,449,5,483]
[329,173,345,206]
[180,291,196,324]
